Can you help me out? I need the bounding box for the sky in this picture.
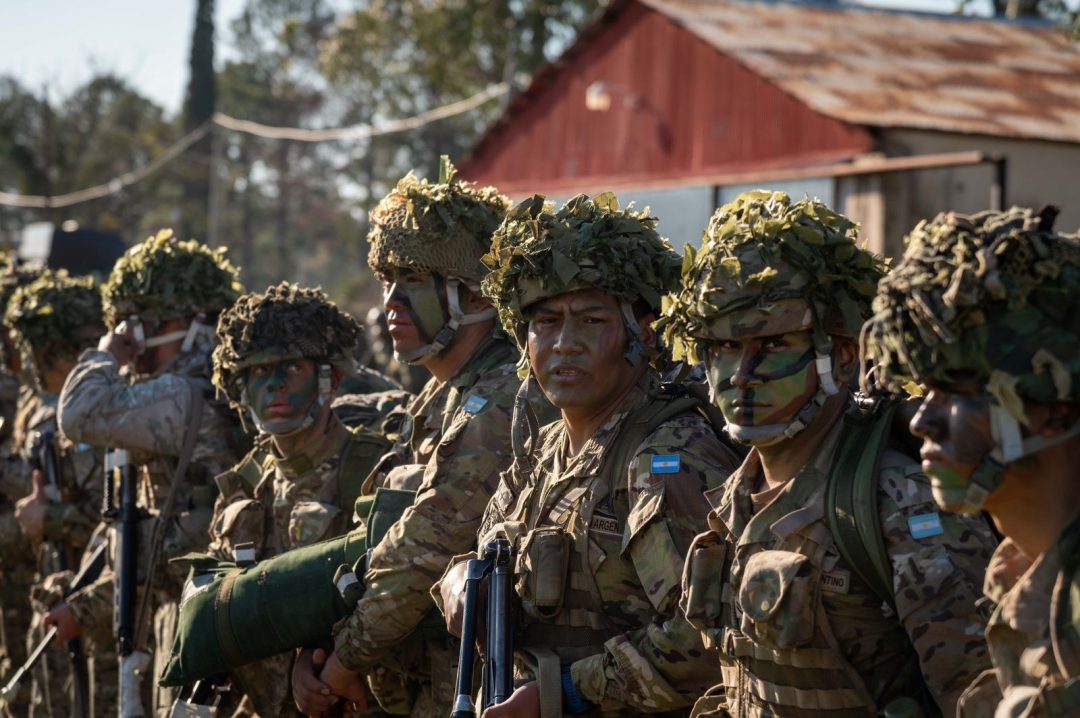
[0,0,993,117]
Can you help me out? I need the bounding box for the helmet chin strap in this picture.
[723,341,841,447]
[244,363,333,437]
[619,301,647,366]
[397,278,496,365]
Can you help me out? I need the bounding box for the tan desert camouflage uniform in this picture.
[473,373,739,715]
[683,418,996,716]
[334,334,555,715]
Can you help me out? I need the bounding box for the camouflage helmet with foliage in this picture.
[862,207,1080,420]
[212,282,361,409]
[5,271,103,369]
[102,229,244,329]
[1,258,47,368]
[482,192,682,350]
[660,191,886,364]
[367,157,509,283]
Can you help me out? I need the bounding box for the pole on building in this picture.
[207,124,223,248]
[990,155,1007,211]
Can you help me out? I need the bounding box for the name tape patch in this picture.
[589,513,622,536]
[908,512,945,540]
[651,454,681,474]
[821,569,851,595]
[463,395,488,414]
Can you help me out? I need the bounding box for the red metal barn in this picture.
[461,0,1080,256]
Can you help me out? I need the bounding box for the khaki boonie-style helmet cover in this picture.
[863,207,1080,416]
[661,191,886,363]
[481,192,682,348]
[102,228,243,329]
[367,158,509,283]
[5,270,103,363]
[213,282,362,410]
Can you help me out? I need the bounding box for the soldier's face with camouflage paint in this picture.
[527,288,649,420]
[909,384,997,511]
[246,358,319,424]
[704,330,819,431]
[378,267,450,356]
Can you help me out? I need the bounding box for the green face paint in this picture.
[705,330,819,430]
[246,358,319,433]
[379,268,450,360]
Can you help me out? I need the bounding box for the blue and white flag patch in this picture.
[463,395,488,414]
[908,512,944,540]
[650,454,681,474]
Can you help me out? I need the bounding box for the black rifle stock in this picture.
[29,430,92,718]
[452,538,514,718]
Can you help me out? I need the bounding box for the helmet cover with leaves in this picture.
[0,256,45,312]
[367,157,509,283]
[212,282,362,409]
[660,190,886,363]
[481,192,682,348]
[102,228,244,329]
[5,270,103,366]
[862,207,1080,421]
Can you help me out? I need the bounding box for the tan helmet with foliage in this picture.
[1,257,48,371]
[482,192,682,373]
[660,190,886,443]
[213,282,361,412]
[102,228,243,329]
[366,157,509,362]
[5,270,104,381]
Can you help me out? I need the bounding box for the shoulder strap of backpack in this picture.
[825,401,898,611]
[337,429,394,513]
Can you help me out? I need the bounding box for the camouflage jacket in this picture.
[683,405,996,717]
[210,413,389,560]
[461,373,739,715]
[957,520,1080,718]
[334,335,554,709]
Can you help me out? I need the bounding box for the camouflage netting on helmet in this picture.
[212,282,362,408]
[481,192,682,346]
[5,271,103,363]
[660,190,886,363]
[102,228,243,328]
[863,207,1080,414]
[367,158,509,283]
[0,256,45,311]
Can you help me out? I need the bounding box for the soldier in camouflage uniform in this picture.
[661,191,998,717]
[437,193,741,717]
[0,259,45,718]
[862,207,1080,717]
[205,281,391,716]
[50,229,248,717]
[5,272,107,717]
[293,159,554,717]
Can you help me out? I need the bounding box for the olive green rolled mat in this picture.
[158,488,415,687]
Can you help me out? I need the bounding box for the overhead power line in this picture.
[0,83,510,209]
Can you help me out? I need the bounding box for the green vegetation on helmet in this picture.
[5,270,103,365]
[862,207,1080,420]
[367,157,509,283]
[481,192,682,347]
[212,282,362,410]
[0,256,45,312]
[102,228,244,329]
[660,190,886,363]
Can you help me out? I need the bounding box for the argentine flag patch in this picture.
[908,512,944,540]
[650,454,681,474]
[463,395,488,414]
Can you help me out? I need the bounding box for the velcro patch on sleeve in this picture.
[908,512,944,540]
[463,395,488,414]
[650,454,681,474]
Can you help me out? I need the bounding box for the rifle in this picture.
[452,538,514,718]
[105,449,151,718]
[0,538,107,705]
[29,429,92,718]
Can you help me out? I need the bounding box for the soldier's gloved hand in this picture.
[318,651,368,715]
[14,469,48,541]
[43,602,82,647]
[292,648,337,717]
[481,681,540,718]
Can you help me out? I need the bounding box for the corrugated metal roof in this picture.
[640,0,1080,144]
